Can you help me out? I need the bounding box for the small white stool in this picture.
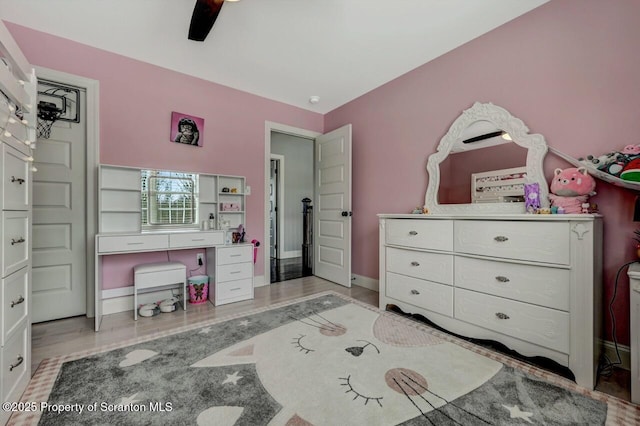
[133,261,186,320]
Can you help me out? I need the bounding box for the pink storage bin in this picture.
[188,275,209,304]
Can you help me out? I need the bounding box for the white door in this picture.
[313,124,352,287]
[31,80,87,322]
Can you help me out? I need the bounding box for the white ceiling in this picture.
[0,0,548,113]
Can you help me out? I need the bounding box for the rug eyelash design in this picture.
[10,292,640,425]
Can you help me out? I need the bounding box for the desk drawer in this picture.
[2,211,29,277]
[386,272,453,317]
[454,221,570,265]
[98,234,168,253]
[386,219,453,251]
[2,144,30,211]
[455,288,569,354]
[217,245,252,265]
[455,256,570,311]
[169,231,224,248]
[2,323,28,403]
[386,247,453,285]
[1,267,28,346]
[215,278,253,304]
[217,262,253,282]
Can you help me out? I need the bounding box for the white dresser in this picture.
[1,137,32,425]
[628,263,640,403]
[0,20,37,424]
[379,214,603,389]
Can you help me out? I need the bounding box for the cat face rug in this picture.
[29,293,610,425]
[192,303,501,425]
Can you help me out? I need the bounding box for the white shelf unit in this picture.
[98,166,246,234]
[99,165,142,233]
[199,173,218,228]
[217,175,246,230]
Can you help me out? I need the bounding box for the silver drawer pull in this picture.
[191,238,206,242]
[11,237,25,245]
[230,271,241,274]
[127,242,144,245]
[9,355,24,372]
[410,261,420,266]
[495,276,510,283]
[230,254,242,257]
[495,312,510,320]
[11,296,24,308]
[11,176,25,185]
[409,231,418,236]
[230,287,241,291]
[410,289,420,295]
[494,236,509,242]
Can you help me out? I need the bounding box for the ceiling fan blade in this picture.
[188,0,225,41]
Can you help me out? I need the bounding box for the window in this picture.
[141,170,199,228]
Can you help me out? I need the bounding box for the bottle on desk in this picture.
[209,213,215,230]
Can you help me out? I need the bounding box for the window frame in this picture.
[141,169,199,231]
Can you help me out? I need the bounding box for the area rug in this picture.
[9,292,640,425]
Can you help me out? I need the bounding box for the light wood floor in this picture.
[31,276,630,402]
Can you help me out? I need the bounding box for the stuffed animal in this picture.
[548,167,596,214]
[622,144,640,155]
[621,158,640,182]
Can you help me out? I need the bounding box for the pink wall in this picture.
[325,0,640,346]
[5,22,323,288]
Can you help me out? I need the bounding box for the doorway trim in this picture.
[35,66,100,318]
[270,154,285,260]
[264,121,320,286]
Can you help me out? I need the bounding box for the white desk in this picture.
[94,230,253,331]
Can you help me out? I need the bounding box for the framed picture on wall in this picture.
[171,111,204,146]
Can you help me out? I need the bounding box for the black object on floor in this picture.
[270,257,312,283]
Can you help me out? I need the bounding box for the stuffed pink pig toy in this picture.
[548,167,596,214]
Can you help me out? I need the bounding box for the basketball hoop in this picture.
[37,101,63,139]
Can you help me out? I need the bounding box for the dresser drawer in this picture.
[454,221,570,265]
[2,211,29,277]
[1,267,28,346]
[217,262,253,282]
[1,323,28,403]
[97,234,169,253]
[1,144,30,211]
[386,219,453,251]
[455,256,570,311]
[169,231,224,249]
[455,288,569,354]
[386,247,453,285]
[214,278,253,305]
[386,272,453,317]
[217,245,252,265]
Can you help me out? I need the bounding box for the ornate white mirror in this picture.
[425,102,549,214]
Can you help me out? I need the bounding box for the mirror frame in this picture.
[425,102,549,214]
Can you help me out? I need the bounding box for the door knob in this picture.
[341,211,353,217]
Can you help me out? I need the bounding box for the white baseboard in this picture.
[601,339,630,371]
[351,274,379,292]
[280,250,302,259]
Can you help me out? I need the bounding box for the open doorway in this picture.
[264,121,353,288]
[270,132,313,283]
